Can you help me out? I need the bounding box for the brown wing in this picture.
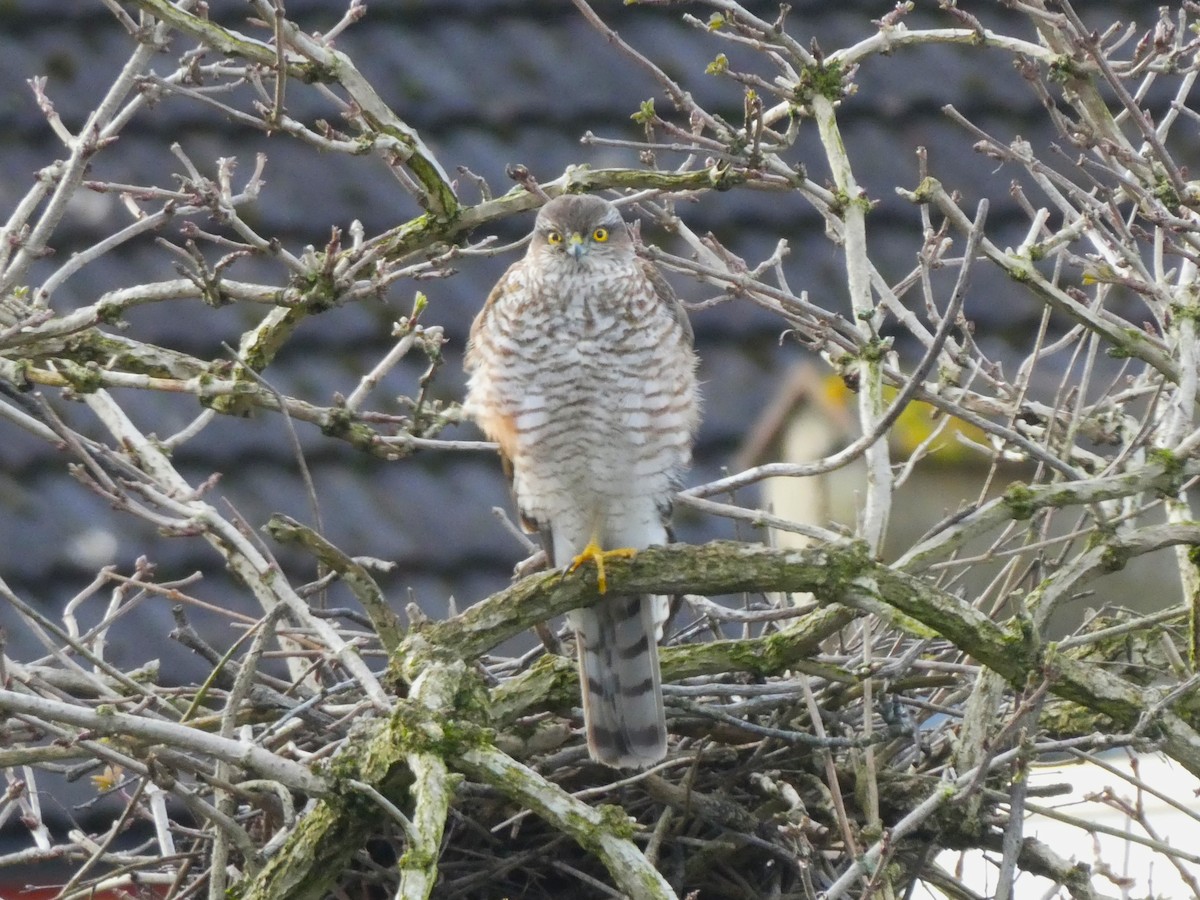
[640,258,693,347]
[464,259,545,541]
[637,258,690,627]
[465,260,524,466]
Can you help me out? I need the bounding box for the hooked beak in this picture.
[566,232,588,260]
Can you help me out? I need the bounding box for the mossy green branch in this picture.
[407,540,1200,778]
[405,540,993,679]
[900,177,1178,380]
[243,534,1200,898]
[902,458,1200,572]
[2,328,216,394]
[489,603,857,724]
[242,723,421,900]
[409,541,866,667]
[396,660,468,900]
[372,166,749,263]
[454,744,677,899]
[242,670,475,900]
[126,0,458,219]
[794,60,847,103]
[264,515,404,653]
[125,0,288,69]
[239,788,393,900]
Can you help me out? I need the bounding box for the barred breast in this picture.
[464,205,699,767]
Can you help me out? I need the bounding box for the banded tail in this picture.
[574,593,666,768]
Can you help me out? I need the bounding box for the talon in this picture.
[568,539,637,594]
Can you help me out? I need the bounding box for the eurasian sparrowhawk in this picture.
[465,194,699,767]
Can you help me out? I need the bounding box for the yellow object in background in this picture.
[815,371,990,465]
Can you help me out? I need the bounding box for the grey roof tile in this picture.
[0,0,1158,674]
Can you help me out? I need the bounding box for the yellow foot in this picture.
[568,540,637,594]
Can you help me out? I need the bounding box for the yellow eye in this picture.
[546,231,563,245]
[592,227,609,242]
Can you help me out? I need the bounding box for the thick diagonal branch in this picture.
[406,540,1200,777]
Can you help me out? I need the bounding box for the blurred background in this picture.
[0,0,1183,891]
[0,0,1162,671]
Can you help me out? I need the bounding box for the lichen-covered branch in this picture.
[239,529,1200,897]
[900,176,1179,380]
[125,0,458,219]
[393,659,463,900]
[454,745,678,899]
[265,514,404,653]
[409,540,1200,776]
[0,689,326,795]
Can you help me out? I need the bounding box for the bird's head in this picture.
[531,195,631,265]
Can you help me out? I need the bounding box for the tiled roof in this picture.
[0,1,1153,671]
